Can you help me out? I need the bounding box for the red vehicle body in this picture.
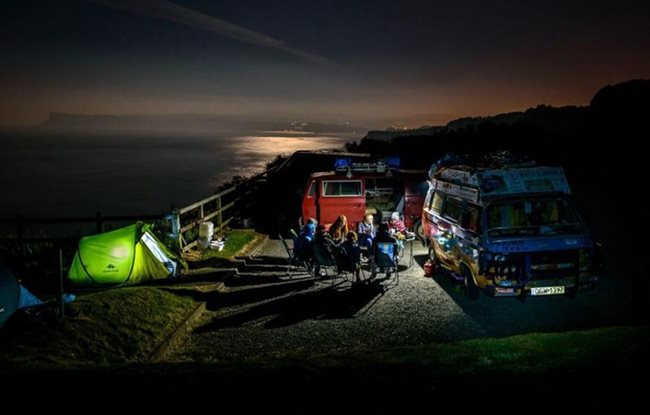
[300,162,428,236]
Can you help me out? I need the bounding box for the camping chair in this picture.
[310,242,337,279]
[370,241,399,285]
[278,233,311,277]
[332,245,366,287]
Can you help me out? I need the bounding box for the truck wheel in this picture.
[463,267,479,300]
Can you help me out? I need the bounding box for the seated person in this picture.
[312,224,337,276]
[357,214,375,253]
[372,223,399,268]
[328,214,349,244]
[314,224,337,252]
[339,231,362,283]
[389,211,407,233]
[293,220,316,260]
[389,211,415,240]
[373,223,398,253]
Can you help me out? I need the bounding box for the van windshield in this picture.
[486,196,584,237]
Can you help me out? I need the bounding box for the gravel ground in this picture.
[166,238,642,363]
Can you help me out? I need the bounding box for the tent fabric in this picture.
[17,286,43,309]
[68,222,180,287]
[0,268,20,328]
[1,267,42,328]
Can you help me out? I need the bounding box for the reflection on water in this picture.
[0,133,354,217]
[212,135,347,186]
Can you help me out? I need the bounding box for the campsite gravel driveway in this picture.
[166,238,641,362]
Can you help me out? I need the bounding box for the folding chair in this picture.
[310,242,337,279]
[278,233,311,277]
[333,245,365,286]
[370,241,399,285]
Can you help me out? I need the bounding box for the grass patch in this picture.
[306,325,650,376]
[184,229,263,266]
[0,287,197,368]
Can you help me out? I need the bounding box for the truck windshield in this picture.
[486,196,584,237]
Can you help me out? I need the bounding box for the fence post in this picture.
[15,214,26,272]
[15,214,25,259]
[171,210,182,251]
[58,248,64,319]
[216,194,222,230]
[95,211,104,233]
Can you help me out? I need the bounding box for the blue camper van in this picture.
[422,154,599,299]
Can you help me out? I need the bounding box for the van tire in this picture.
[463,267,479,300]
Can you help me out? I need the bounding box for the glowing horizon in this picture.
[1,0,649,129]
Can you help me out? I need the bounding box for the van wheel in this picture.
[463,267,479,300]
[414,219,425,241]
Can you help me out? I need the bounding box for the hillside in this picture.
[354,79,650,170]
[37,113,366,135]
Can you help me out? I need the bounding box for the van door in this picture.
[404,180,428,230]
[301,179,317,223]
[422,186,440,242]
[456,203,481,272]
[437,196,463,269]
[319,179,365,226]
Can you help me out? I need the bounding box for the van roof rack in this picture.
[428,151,570,202]
[334,157,400,174]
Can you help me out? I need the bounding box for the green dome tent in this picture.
[68,222,181,287]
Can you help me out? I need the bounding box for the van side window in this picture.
[461,204,481,233]
[442,197,462,222]
[365,178,393,198]
[307,181,316,197]
[431,192,444,212]
[323,180,362,196]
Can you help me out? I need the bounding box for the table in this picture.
[396,236,416,268]
[404,236,416,267]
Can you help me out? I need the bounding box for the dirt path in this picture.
[165,238,640,362]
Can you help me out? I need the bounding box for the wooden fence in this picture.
[0,176,260,257]
[173,177,258,252]
[0,213,164,241]
[0,177,258,305]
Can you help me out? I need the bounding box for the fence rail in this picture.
[1,174,261,256]
[174,178,258,252]
[0,212,168,267]
[0,213,165,239]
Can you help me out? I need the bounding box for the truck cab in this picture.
[301,158,427,231]
[422,154,599,299]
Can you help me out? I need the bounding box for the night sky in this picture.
[1,0,649,128]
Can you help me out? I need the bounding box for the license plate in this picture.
[531,286,565,296]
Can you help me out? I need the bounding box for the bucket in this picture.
[423,259,435,277]
[197,236,211,250]
[199,222,214,238]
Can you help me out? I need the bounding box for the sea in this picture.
[0,132,356,219]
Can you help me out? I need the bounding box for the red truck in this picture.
[300,159,428,237]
